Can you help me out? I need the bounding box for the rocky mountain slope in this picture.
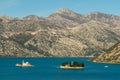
[1,8,120,57]
[92,42,120,63]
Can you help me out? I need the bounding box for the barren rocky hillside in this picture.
[0,8,120,57]
[92,42,120,63]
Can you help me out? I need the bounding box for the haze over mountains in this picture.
[1,8,120,57]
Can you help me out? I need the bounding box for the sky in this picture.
[0,0,120,17]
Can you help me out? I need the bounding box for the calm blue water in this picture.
[0,57,120,80]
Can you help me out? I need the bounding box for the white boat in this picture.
[104,65,109,68]
[16,60,33,67]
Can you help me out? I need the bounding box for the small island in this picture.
[16,60,34,67]
[60,61,84,69]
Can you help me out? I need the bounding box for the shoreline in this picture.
[92,60,120,64]
[60,66,84,69]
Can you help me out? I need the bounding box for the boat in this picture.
[104,65,109,68]
[16,60,33,67]
[60,61,84,69]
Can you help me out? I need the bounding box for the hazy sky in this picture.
[0,0,120,17]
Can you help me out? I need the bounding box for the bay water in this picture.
[0,57,120,80]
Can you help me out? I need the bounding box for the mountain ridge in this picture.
[0,8,120,57]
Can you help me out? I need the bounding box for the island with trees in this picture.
[60,61,84,69]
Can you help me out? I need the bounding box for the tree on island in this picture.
[61,61,84,67]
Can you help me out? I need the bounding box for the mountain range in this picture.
[1,8,120,57]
